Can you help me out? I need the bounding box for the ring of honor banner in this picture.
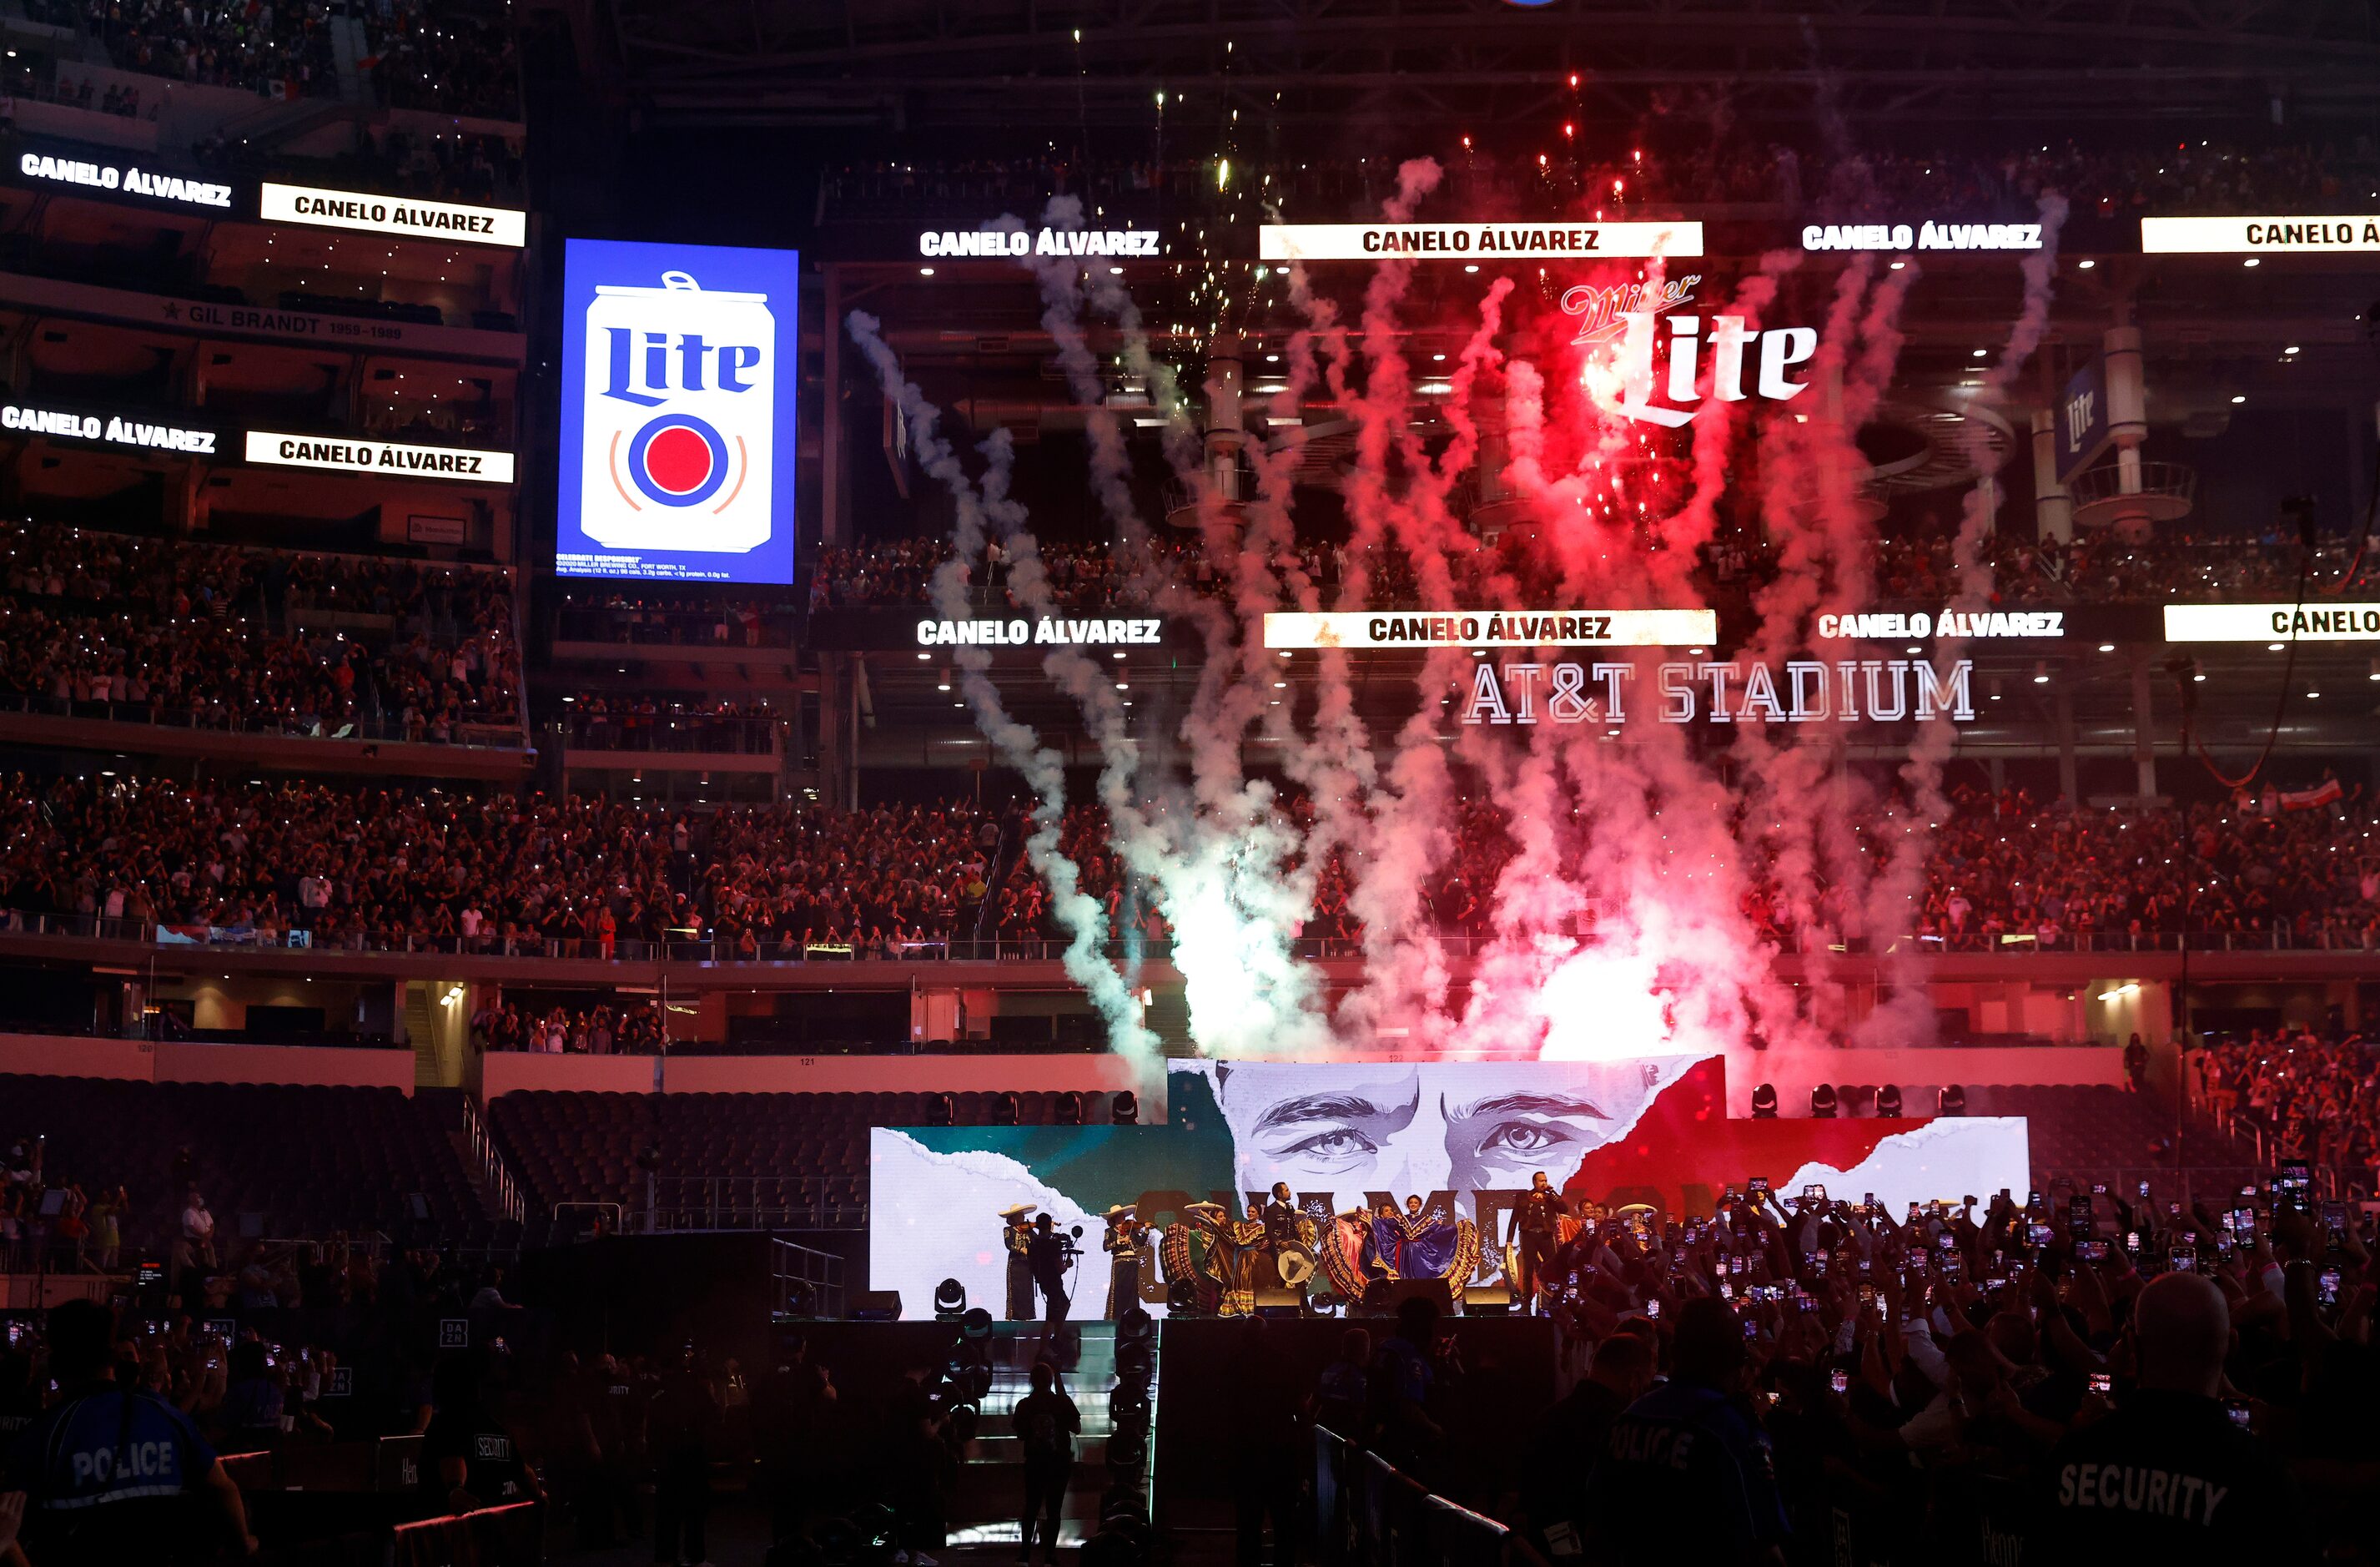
[866,1056,2028,1319]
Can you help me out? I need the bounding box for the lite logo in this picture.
[580,269,776,549]
[2064,386,2096,449]
[1598,311,1818,428]
[602,327,762,407]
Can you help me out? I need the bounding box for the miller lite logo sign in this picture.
[1585,302,1818,428]
[1562,275,1700,345]
[557,239,799,586]
[587,270,769,536]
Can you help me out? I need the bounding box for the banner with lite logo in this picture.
[554,238,799,586]
[1257,221,1702,262]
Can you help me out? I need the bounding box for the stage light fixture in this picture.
[1112,1091,1140,1125]
[925,1093,955,1127]
[1937,1084,1967,1116]
[1750,1083,1779,1118]
[1876,1084,1903,1118]
[1054,1091,1085,1126]
[933,1278,967,1320]
[991,1091,1020,1126]
[1810,1083,1839,1119]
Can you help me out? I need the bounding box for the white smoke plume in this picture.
[843,308,1163,1086]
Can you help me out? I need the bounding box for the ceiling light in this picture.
[2242,258,2259,267]
[2231,395,2247,405]
[2076,259,2095,270]
[919,266,935,276]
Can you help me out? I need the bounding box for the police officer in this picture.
[2032,1271,2312,1566]
[1581,1296,1788,1567]
[1,1298,256,1565]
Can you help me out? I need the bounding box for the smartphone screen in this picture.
[2088,1372,2112,1395]
[2225,1399,2252,1429]
[1829,1369,1849,1394]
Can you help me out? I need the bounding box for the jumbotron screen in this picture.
[554,236,800,584]
[868,1059,2027,1320]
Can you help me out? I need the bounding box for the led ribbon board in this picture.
[1264,610,1718,649]
[1258,221,1702,262]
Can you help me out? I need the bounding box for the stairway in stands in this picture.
[948,1323,1148,1549]
[1967,1084,2266,1198]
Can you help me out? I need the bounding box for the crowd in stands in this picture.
[471,997,667,1056]
[2199,1030,2380,1189]
[807,533,1421,611]
[1869,532,2376,608]
[0,522,521,743]
[0,778,1012,960]
[28,0,521,117]
[363,0,519,118]
[0,773,2373,960]
[809,523,2375,616]
[64,0,339,99]
[561,693,790,753]
[1899,784,2380,952]
[556,587,800,648]
[821,135,2380,224]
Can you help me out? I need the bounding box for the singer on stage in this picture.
[1512,1171,1575,1315]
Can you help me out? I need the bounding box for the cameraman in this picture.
[1027,1216,1073,1325]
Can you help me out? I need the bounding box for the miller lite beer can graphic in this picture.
[579,270,772,552]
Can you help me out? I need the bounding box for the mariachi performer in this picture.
[1508,1171,1578,1315]
[1159,1206,1218,1314]
[1182,1200,1269,1318]
[1257,1182,1322,1297]
[1000,1202,1038,1320]
[1100,1204,1151,1318]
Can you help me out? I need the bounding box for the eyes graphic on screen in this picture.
[1249,1088,1419,1177]
[1444,1092,1611,1185]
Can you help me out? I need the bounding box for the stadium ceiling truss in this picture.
[591,0,2380,128]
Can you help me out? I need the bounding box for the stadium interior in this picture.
[0,2,2374,1565]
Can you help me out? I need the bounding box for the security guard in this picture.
[1582,1296,1789,1567]
[2033,1271,2312,1566]
[2,1298,256,1564]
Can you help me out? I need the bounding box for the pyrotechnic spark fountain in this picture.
[844,168,2071,1071]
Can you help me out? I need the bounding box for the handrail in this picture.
[459,1096,525,1225]
[644,1174,863,1232]
[0,907,2373,964]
